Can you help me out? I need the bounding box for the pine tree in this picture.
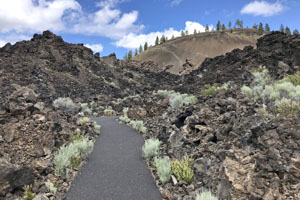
[280,24,285,33]
[128,50,133,60]
[285,26,291,35]
[144,42,148,51]
[205,24,209,32]
[155,36,159,46]
[240,20,244,28]
[265,23,270,32]
[228,21,232,29]
[139,45,143,54]
[235,19,240,28]
[194,29,197,34]
[258,23,264,35]
[293,29,299,35]
[253,24,258,29]
[216,20,221,31]
[181,30,185,37]
[134,49,138,56]
[221,24,226,31]
[185,30,189,35]
[123,53,128,60]
[160,35,166,44]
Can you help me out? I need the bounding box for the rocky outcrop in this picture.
[1,30,300,199]
[0,159,34,196]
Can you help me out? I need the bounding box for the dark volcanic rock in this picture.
[1,30,300,199]
[0,159,34,196]
[182,32,300,94]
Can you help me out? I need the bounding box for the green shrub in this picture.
[46,182,57,195]
[200,85,227,96]
[154,157,171,184]
[93,122,101,134]
[80,103,88,110]
[53,136,94,176]
[119,115,131,123]
[123,107,129,118]
[24,185,36,200]
[142,138,160,159]
[200,87,216,96]
[157,90,197,109]
[274,98,300,115]
[157,90,171,97]
[53,97,79,113]
[119,107,131,123]
[104,106,115,116]
[282,71,300,86]
[171,156,194,183]
[79,117,90,125]
[80,103,92,115]
[69,131,85,142]
[241,69,300,115]
[241,85,253,97]
[129,120,147,133]
[196,191,218,200]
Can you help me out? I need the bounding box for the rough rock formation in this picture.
[1,30,300,199]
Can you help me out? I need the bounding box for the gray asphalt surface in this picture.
[65,116,161,200]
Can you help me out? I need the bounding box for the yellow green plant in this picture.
[200,84,227,96]
[79,117,90,125]
[46,182,57,195]
[104,106,115,116]
[282,71,300,86]
[171,156,194,183]
[24,185,36,200]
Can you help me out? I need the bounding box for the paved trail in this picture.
[66,116,161,200]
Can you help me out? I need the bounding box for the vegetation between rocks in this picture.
[157,90,197,109]
[142,138,160,159]
[53,136,94,177]
[171,156,194,184]
[242,68,300,115]
[119,107,147,133]
[154,157,172,184]
[196,191,218,200]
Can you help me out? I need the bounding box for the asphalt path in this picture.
[65,116,161,200]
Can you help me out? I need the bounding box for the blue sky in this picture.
[0,0,299,58]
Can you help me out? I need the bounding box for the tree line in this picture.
[123,19,299,60]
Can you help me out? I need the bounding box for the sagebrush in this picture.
[53,97,79,113]
[53,136,94,176]
[157,90,197,109]
[196,191,218,200]
[142,138,160,159]
[154,157,171,184]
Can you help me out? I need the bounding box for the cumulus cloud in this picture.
[241,1,284,17]
[84,43,104,53]
[0,33,31,47]
[0,0,143,40]
[0,0,81,33]
[115,21,213,49]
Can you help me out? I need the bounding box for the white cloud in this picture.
[0,33,31,47]
[0,0,143,40]
[115,21,214,49]
[0,0,81,33]
[170,0,183,6]
[0,41,7,47]
[241,1,284,17]
[84,43,104,52]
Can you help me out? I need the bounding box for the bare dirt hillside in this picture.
[133,29,260,74]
